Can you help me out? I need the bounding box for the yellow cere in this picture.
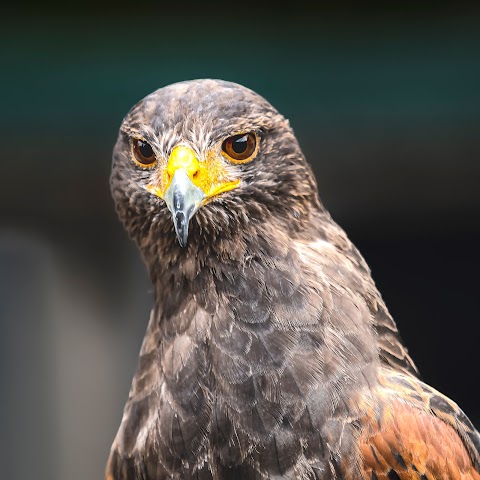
[147,145,240,200]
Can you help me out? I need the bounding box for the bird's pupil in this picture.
[232,135,248,154]
[139,140,153,158]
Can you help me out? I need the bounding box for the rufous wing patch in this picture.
[359,399,480,480]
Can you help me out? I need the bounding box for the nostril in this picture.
[193,171,199,179]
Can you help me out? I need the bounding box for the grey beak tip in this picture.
[173,211,189,247]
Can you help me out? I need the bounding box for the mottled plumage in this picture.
[106,79,480,479]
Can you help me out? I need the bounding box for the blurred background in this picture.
[1,2,479,479]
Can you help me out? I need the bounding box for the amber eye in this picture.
[132,139,156,167]
[221,132,257,163]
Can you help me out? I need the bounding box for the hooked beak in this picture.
[146,145,240,247]
[163,170,205,247]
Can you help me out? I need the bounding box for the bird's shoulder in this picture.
[356,369,480,479]
[292,232,418,377]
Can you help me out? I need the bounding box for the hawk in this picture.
[106,79,480,479]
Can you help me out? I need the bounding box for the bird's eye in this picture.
[132,139,156,167]
[221,132,258,163]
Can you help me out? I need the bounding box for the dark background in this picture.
[1,3,479,479]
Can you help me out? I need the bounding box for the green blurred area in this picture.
[3,9,480,142]
[2,6,480,226]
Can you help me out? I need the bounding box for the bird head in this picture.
[111,79,321,259]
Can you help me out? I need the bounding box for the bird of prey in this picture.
[106,79,480,479]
